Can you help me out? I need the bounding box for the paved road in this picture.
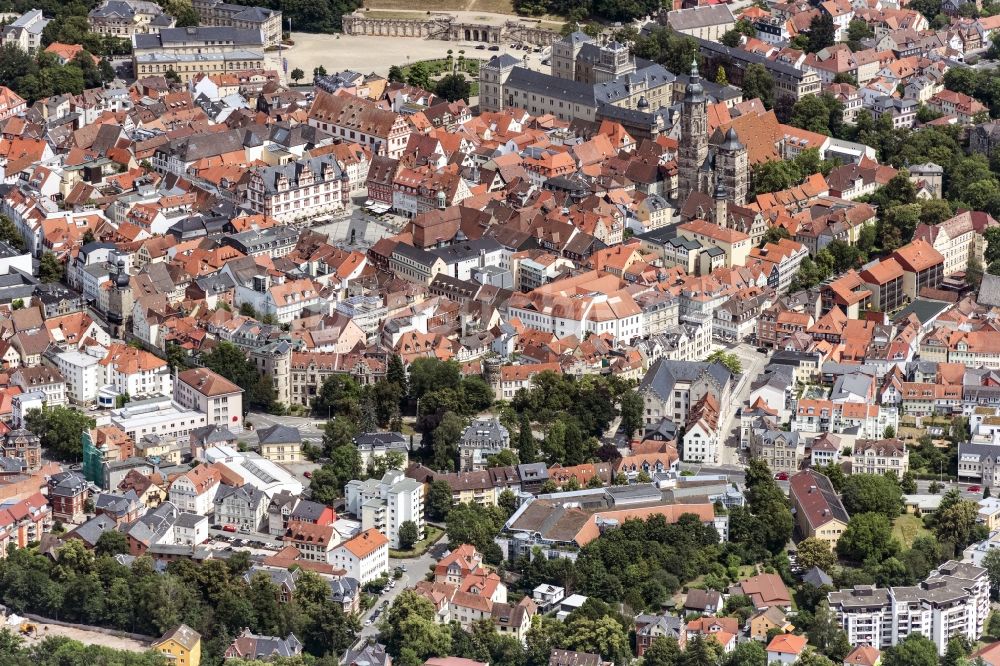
[913,479,986,500]
[716,342,770,466]
[312,208,400,251]
[358,542,446,640]
[244,411,326,446]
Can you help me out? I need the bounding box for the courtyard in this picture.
[280,26,550,80]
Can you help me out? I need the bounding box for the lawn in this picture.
[364,9,433,18]
[467,0,516,12]
[390,524,444,558]
[366,0,474,12]
[402,56,481,78]
[892,514,931,549]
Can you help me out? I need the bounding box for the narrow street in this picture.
[716,342,769,466]
[357,544,444,641]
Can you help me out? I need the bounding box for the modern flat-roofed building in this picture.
[828,561,989,655]
[111,396,207,446]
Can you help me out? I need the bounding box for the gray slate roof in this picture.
[638,358,732,401]
[979,273,1000,307]
[257,424,302,445]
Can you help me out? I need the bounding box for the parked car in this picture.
[969,485,982,493]
[774,472,789,481]
[304,471,312,479]
[222,524,237,533]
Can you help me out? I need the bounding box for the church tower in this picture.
[713,182,728,228]
[677,58,709,203]
[715,127,749,206]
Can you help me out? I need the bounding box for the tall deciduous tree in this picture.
[39,252,63,283]
[807,13,836,52]
[881,633,939,666]
[795,537,837,572]
[25,406,96,461]
[619,391,644,441]
[837,512,899,563]
[741,63,775,109]
[426,480,453,521]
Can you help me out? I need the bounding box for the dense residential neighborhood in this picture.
[5,0,1000,664]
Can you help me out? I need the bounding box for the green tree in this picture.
[807,601,852,661]
[841,473,902,517]
[406,61,432,90]
[487,449,520,468]
[750,159,800,196]
[705,350,742,375]
[900,470,917,494]
[94,530,130,556]
[387,353,408,399]
[498,488,519,518]
[426,480,453,521]
[308,448,361,504]
[741,63,775,109]
[381,590,452,664]
[435,73,471,102]
[643,636,682,666]
[807,13,836,52]
[321,415,359,453]
[796,536,837,571]
[433,411,467,471]
[722,640,766,666]
[368,450,407,478]
[985,548,1000,599]
[721,29,742,47]
[985,227,1000,266]
[620,391,644,441]
[762,226,791,245]
[933,489,984,551]
[968,255,985,290]
[25,406,96,461]
[847,18,873,44]
[679,634,721,666]
[312,374,362,420]
[517,413,538,463]
[201,342,266,414]
[445,502,505,557]
[39,252,63,283]
[409,358,462,400]
[837,512,899,563]
[881,633,939,666]
[290,68,304,83]
[789,94,844,136]
[941,637,970,666]
[398,520,419,550]
[715,65,728,85]
[563,615,632,665]
[0,216,25,252]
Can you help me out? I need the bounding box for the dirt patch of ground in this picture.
[282,31,549,78]
[18,622,151,652]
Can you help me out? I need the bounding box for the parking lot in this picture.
[204,530,286,559]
